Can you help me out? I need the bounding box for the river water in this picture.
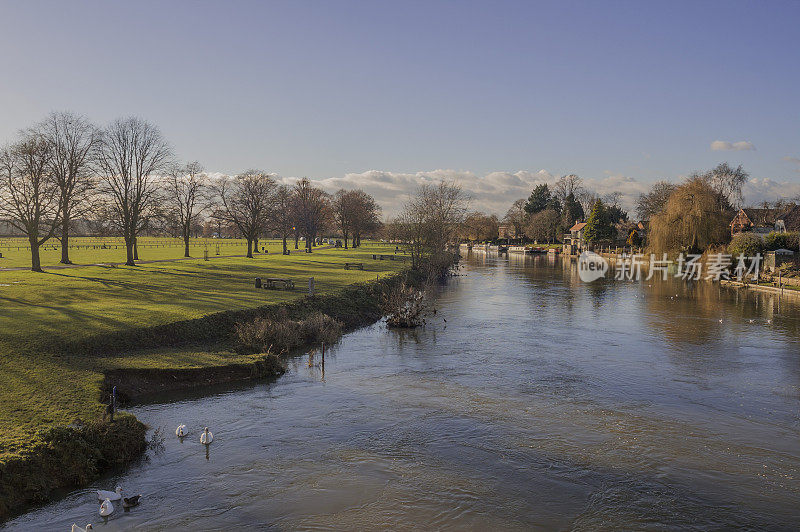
[6,253,800,530]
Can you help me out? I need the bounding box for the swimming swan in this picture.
[99,498,114,517]
[96,486,122,501]
[71,525,92,532]
[200,427,213,445]
[176,424,188,438]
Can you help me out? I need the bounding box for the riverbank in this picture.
[0,243,410,519]
[720,278,800,297]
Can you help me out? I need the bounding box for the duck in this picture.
[71,525,93,532]
[749,319,755,323]
[96,486,122,501]
[122,494,142,508]
[200,427,213,445]
[175,424,188,438]
[99,498,114,517]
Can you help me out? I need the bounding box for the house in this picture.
[729,208,780,237]
[563,222,587,254]
[776,204,800,233]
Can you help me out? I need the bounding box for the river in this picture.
[6,253,800,530]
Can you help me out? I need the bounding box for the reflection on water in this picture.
[6,253,800,530]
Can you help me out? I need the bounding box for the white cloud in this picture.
[276,168,650,218]
[743,178,800,205]
[711,140,755,151]
[208,167,800,220]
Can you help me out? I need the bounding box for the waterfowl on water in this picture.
[718,319,723,323]
[176,424,188,438]
[99,498,114,517]
[200,427,213,445]
[71,525,92,532]
[122,494,142,508]
[96,486,122,501]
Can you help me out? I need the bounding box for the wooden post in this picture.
[321,342,325,370]
[110,386,116,423]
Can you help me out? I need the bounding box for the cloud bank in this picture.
[711,140,755,151]
[212,168,800,219]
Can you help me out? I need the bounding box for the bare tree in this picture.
[636,180,676,220]
[166,161,208,257]
[215,170,276,258]
[553,174,583,203]
[349,190,381,248]
[332,189,355,249]
[400,180,469,271]
[524,208,560,243]
[269,184,295,255]
[0,134,60,271]
[293,178,330,252]
[38,111,99,264]
[703,162,749,209]
[504,198,527,241]
[97,117,172,265]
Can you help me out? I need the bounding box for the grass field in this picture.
[0,239,406,457]
[0,236,281,269]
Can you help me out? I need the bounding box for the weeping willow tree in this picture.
[648,177,731,254]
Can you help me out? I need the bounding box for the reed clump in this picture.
[235,312,343,354]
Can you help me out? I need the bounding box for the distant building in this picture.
[729,208,781,237]
[498,224,517,239]
[776,204,800,233]
[563,221,587,254]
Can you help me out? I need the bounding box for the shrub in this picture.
[728,232,764,258]
[235,312,342,354]
[764,231,800,251]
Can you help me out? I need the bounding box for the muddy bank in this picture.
[102,354,285,405]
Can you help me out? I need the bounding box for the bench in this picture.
[344,262,364,270]
[256,277,295,290]
[372,254,407,261]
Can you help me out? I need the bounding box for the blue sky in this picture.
[1,0,799,214]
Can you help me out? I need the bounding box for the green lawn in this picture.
[0,241,405,457]
[0,236,283,269]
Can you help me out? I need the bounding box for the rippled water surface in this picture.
[7,253,800,530]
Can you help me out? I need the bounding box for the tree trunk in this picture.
[282,235,287,254]
[246,238,253,258]
[352,234,356,248]
[343,230,348,249]
[125,235,135,266]
[30,236,43,272]
[294,232,299,249]
[133,237,139,260]
[60,216,71,264]
[254,237,259,253]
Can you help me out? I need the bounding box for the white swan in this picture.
[96,486,122,501]
[71,525,93,532]
[176,424,188,438]
[99,498,114,517]
[200,427,213,445]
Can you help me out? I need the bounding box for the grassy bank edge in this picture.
[0,269,417,520]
